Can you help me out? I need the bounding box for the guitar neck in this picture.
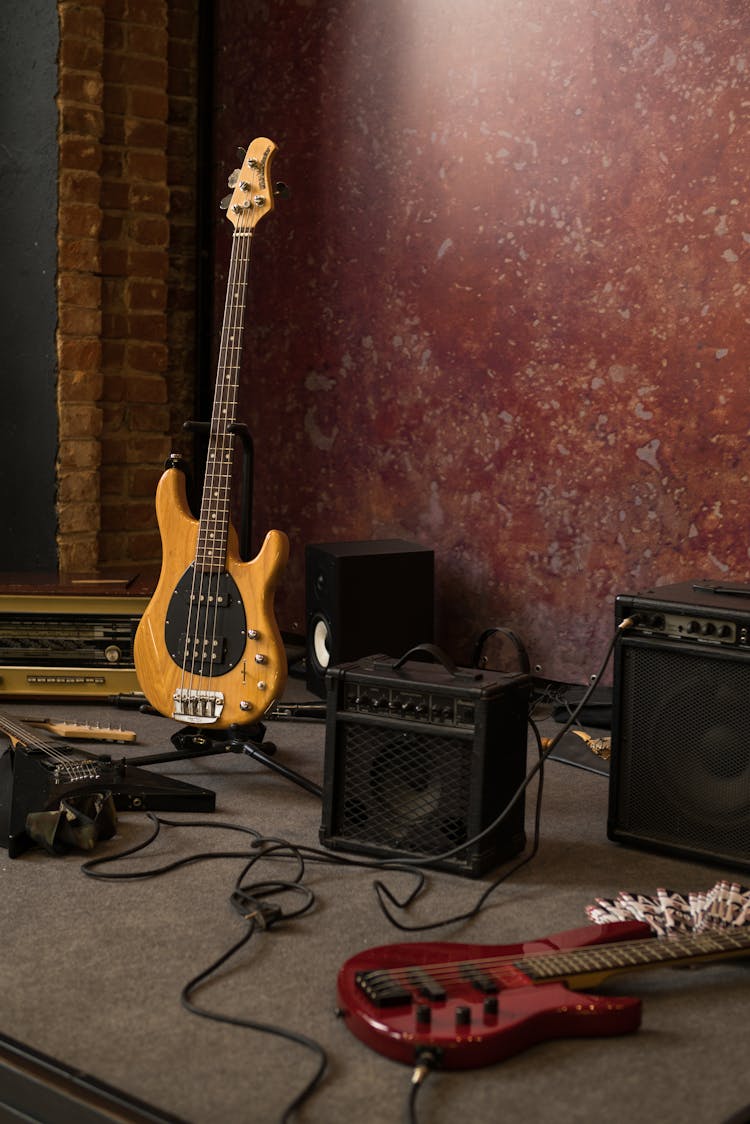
[0,712,63,754]
[519,928,750,990]
[195,227,253,572]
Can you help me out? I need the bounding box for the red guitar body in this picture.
[337,921,651,1069]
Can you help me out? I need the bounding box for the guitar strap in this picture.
[25,791,118,855]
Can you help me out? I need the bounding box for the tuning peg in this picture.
[274,181,291,200]
[236,146,247,163]
[219,193,232,211]
[227,168,240,188]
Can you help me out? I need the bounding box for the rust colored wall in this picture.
[212,0,748,682]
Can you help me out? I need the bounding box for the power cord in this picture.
[408,1048,441,1124]
[82,819,325,1121]
[81,818,430,1121]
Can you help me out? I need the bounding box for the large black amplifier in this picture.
[320,649,530,876]
[609,580,750,872]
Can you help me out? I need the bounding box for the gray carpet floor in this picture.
[1,680,749,1124]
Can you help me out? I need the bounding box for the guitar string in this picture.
[181,197,254,713]
[0,716,99,776]
[200,200,250,706]
[181,203,238,702]
[357,930,750,992]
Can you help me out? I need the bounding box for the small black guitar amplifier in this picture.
[320,649,530,876]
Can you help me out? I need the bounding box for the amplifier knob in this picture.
[104,645,122,663]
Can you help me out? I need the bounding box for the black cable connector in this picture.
[230,889,282,928]
[407,1047,441,1124]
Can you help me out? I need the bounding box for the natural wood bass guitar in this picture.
[337,921,750,1069]
[134,138,289,730]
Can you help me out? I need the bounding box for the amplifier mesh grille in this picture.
[617,643,750,860]
[332,720,473,862]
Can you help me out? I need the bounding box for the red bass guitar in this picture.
[337,921,750,1069]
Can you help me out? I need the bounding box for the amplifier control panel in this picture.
[617,581,750,650]
[341,680,477,728]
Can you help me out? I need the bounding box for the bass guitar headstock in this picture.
[221,137,278,230]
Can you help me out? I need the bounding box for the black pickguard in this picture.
[164,565,247,677]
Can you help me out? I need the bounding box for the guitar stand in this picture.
[129,415,323,801]
[128,723,322,799]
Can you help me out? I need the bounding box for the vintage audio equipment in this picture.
[320,649,530,876]
[609,580,750,873]
[305,540,434,697]
[0,572,154,698]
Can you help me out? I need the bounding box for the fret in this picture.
[194,218,253,574]
[518,929,750,983]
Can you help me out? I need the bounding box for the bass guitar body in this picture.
[338,921,750,1069]
[134,462,289,729]
[337,923,646,1070]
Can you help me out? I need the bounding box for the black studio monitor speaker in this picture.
[320,651,530,876]
[609,580,750,874]
[304,540,434,697]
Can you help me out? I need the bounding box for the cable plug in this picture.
[230,889,282,929]
[411,1046,441,1085]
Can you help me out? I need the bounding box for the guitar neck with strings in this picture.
[15,716,136,743]
[133,137,289,730]
[337,921,750,1069]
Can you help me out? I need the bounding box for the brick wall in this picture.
[56,0,199,575]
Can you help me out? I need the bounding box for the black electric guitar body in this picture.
[0,712,215,858]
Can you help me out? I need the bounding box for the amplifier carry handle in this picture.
[385,643,481,680]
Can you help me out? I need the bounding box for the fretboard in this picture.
[195,225,254,572]
[519,928,750,986]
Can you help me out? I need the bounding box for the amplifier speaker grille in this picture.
[609,636,750,872]
[331,722,474,856]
